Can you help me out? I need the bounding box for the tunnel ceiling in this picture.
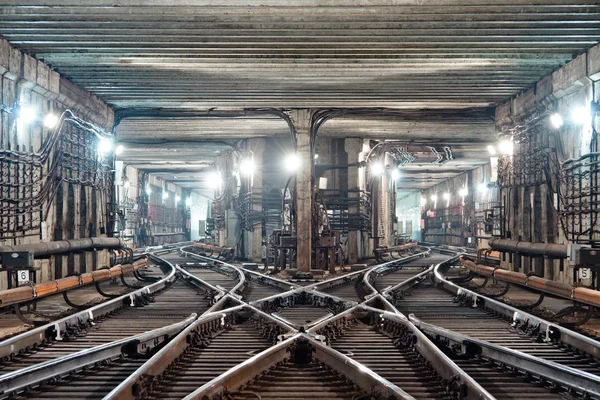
[2,1,599,190]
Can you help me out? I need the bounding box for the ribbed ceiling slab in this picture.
[1,0,598,109]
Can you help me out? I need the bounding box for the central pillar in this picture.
[345,138,362,264]
[249,138,265,262]
[290,109,313,273]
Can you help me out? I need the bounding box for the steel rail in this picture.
[104,303,296,400]
[362,246,432,298]
[0,253,177,361]
[181,334,301,400]
[0,314,196,399]
[432,253,600,359]
[180,247,247,296]
[307,303,494,400]
[411,315,600,398]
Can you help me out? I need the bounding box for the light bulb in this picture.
[17,105,36,123]
[43,113,59,128]
[207,171,222,189]
[370,162,384,176]
[550,113,563,129]
[284,154,301,173]
[97,138,113,156]
[487,145,496,155]
[239,158,255,176]
[115,144,124,155]
[498,140,513,156]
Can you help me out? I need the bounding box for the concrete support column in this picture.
[382,153,394,247]
[359,140,370,259]
[289,109,313,272]
[345,138,362,264]
[249,138,265,262]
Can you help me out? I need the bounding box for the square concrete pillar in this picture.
[345,138,362,264]
[290,109,313,272]
[249,138,265,262]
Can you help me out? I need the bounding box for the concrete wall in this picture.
[494,42,600,284]
[420,164,497,248]
[189,192,210,241]
[396,191,422,242]
[0,38,114,289]
[114,163,190,247]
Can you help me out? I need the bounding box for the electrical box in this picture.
[1,252,34,268]
[279,235,297,248]
[576,247,600,269]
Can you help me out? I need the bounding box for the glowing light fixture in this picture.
[115,144,124,155]
[206,171,222,189]
[431,194,438,202]
[420,196,427,206]
[478,182,487,193]
[239,158,255,176]
[43,113,59,129]
[391,169,400,181]
[97,138,113,156]
[124,180,131,188]
[284,153,301,173]
[162,192,169,200]
[443,192,450,200]
[370,162,384,176]
[16,104,36,123]
[550,113,563,129]
[498,139,514,156]
[571,104,591,125]
[459,187,468,197]
[487,145,496,155]
[175,195,181,203]
[146,187,152,196]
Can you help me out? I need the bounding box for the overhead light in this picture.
[571,104,591,125]
[146,187,152,196]
[115,144,124,155]
[284,153,301,173]
[239,158,255,176]
[97,138,113,156]
[498,139,513,156]
[443,192,450,200]
[391,169,400,181]
[459,187,468,197]
[162,192,169,200]
[186,197,192,207]
[487,145,496,155]
[420,197,427,206]
[175,195,181,203]
[16,104,36,123]
[478,182,487,193]
[43,113,59,129]
[314,153,319,159]
[431,194,437,202]
[370,162,384,176]
[550,113,563,129]
[207,171,222,189]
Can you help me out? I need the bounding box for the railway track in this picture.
[0,253,219,374]
[391,269,600,376]
[2,244,600,400]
